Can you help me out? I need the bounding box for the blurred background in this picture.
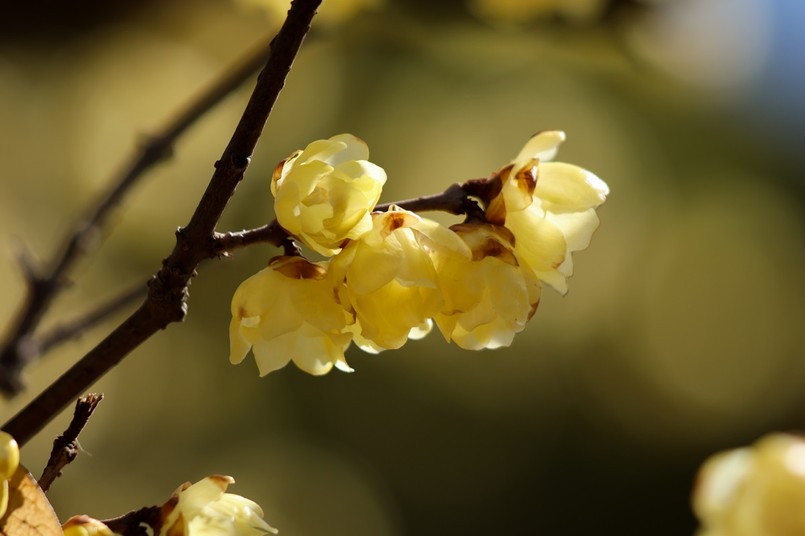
[1,0,804,534]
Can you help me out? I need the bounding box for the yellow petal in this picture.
[228,317,252,365]
[512,130,566,170]
[536,162,609,213]
[252,338,293,376]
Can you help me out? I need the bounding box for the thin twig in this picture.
[38,393,104,493]
[3,0,322,448]
[209,181,481,254]
[375,182,473,214]
[0,33,278,396]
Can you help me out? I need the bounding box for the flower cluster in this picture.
[694,434,805,536]
[230,132,608,375]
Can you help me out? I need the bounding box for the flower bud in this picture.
[230,256,353,376]
[488,131,609,295]
[272,133,386,256]
[159,475,277,536]
[0,431,18,481]
[332,207,468,352]
[433,224,540,349]
[694,434,805,536]
[0,430,19,520]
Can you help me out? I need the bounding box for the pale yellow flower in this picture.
[160,475,277,536]
[332,207,469,352]
[0,430,19,519]
[229,256,353,376]
[272,134,386,256]
[489,131,609,295]
[433,224,541,350]
[62,516,115,536]
[694,434,805,536]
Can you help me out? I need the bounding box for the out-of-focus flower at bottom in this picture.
[160,475,277,536]
[694,434,805,536]
[0,430,20,519]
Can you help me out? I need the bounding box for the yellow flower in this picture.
[433,224,541,350]
[0,430,19,519]
[489,131,609,295]
[694,434,805,536]
[62,516,115,536]
[332,207,469,352]
[272,134,386,256]
[160,475,277,536]
[229,256,353,376]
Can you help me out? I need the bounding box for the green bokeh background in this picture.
[1,1,804,534]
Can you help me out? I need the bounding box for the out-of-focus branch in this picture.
[38,393,104,493]
[2,0,322,447]
[0,32,278,396]
[37,283,146,356]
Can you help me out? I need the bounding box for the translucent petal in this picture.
[295,138,347,166]
[327,133,370,163]
[252,338,292,376]
[289,330,337,376]
[229,317,252,365]
[258,291,302,340]
[334,357,355,373]
[507,207,567,275]
[408,319,433,340]
[536,162,609,213]
[394,229,439,288]
[547,208,600,253]
[513,130,566,167]
[346,241,402,294]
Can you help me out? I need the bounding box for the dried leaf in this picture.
[0,465,61,536]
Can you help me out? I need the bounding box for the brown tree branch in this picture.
[209,180,490,255]
[0,32,280,396]
[38,393,104,493]
[2,0,322,447]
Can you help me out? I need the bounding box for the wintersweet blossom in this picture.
[0,431,19,519]
[272,133,386,256]
[331,207,469,352]
[488,131,609,294]
[433,224,541,349]
[229,256,353,376]
[160,475,277,536]
[694,434,805,536]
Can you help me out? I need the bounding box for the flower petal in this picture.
[536,162,609,213]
